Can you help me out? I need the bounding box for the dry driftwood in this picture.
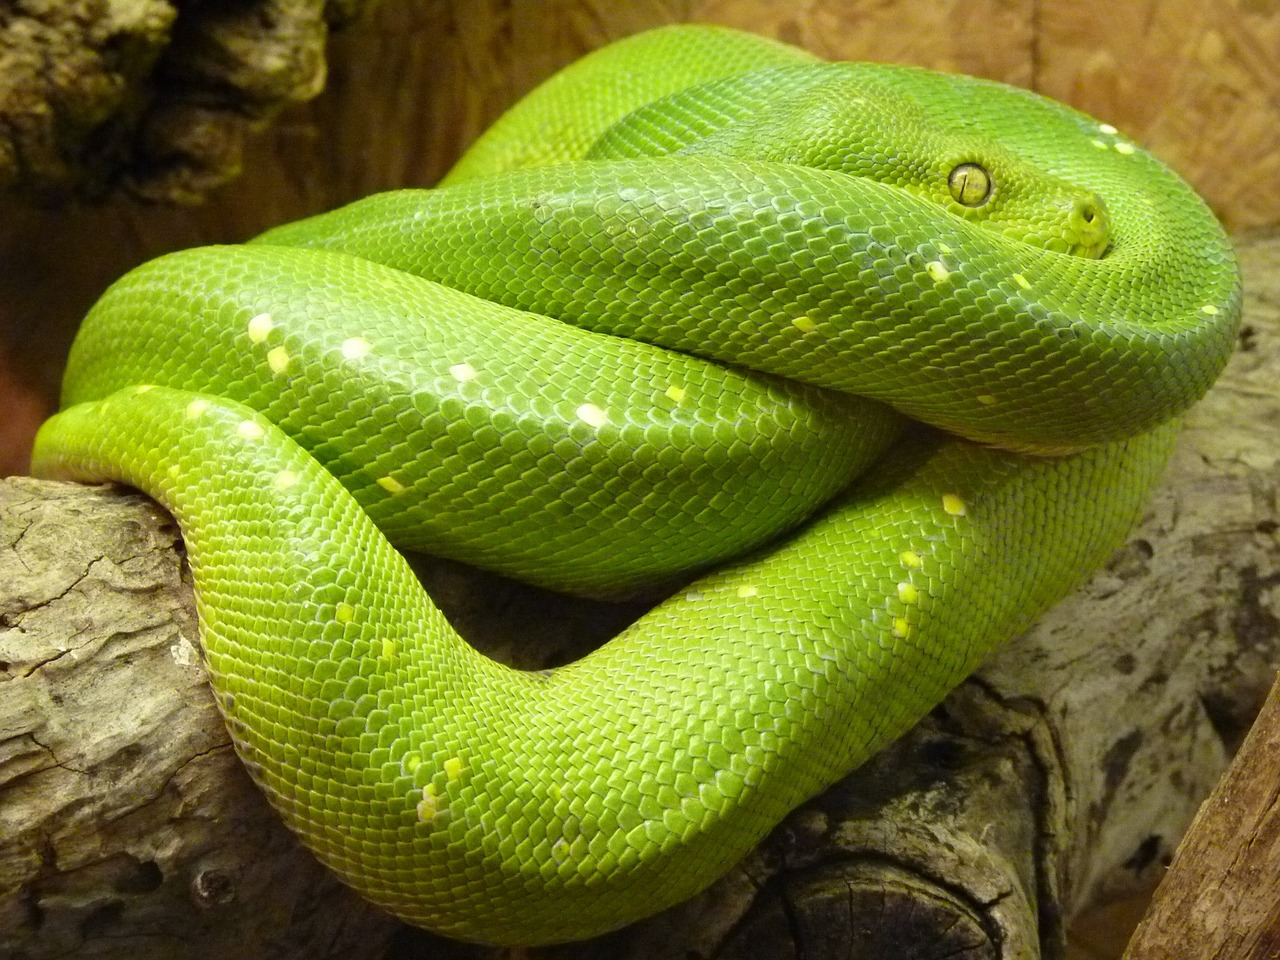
[0,232,1277,959]
[0,0,368,203]
[1122,670,1280,960]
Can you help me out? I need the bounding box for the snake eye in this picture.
[948,162,992,207]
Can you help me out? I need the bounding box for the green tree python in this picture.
[30,25,1241,947]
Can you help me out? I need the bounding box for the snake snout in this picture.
[1065,193,1110,259]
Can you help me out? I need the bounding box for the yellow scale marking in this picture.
[377,476,408,495]
[247,313,274,343]
[342,337,372,360]
[576,403,608,428]
[267,346,291,375]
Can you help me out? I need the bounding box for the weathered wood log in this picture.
[1,232,1276,959]
[0,482,398,960]
[0,0,369,203]
[1122,663,1280,957]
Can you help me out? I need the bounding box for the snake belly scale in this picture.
[31,25,1240,946]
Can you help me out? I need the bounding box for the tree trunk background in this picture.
[2,235,1277,959]
[2,0,1279,474]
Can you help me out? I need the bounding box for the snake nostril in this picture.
[1074,197,1108,235]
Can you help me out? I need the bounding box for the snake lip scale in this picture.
[31,24,1240,947]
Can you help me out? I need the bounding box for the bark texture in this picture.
[1,232,1276,958]
[0,0,369,203]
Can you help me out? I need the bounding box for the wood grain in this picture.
[1122,678,1280,959]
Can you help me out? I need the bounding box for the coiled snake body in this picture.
[32,26,1241,946]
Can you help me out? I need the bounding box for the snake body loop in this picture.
[32,25,1240,946]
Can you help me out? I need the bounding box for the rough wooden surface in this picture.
[2,0,1278,476]
[1135,679,1280,958]
[1,232,1276,959]
[1122,671,1280,956]
[0,0,369,202]
[0,483,395,960]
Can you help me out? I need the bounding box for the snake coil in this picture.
[32,25,1240,946]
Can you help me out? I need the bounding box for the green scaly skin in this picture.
[31,25,1240,947]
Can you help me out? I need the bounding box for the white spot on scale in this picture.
[576,403,607,428]
[449,362,477,382]
[185,398,210,419]
[377,475,407,495]
[417,785,439,823]
[1098,123,1119,135]
[237,420,265,440]
[1113,142,1136,155]
[267,346,290,375]
[274,470,298,489]
[247,313,274,343]
[341,337,372,360]
[926,261,951,283]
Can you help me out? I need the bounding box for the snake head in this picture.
[626,65,1116,261]
[938,151,1112,258]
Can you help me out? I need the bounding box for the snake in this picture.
[29,25,1241,947]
